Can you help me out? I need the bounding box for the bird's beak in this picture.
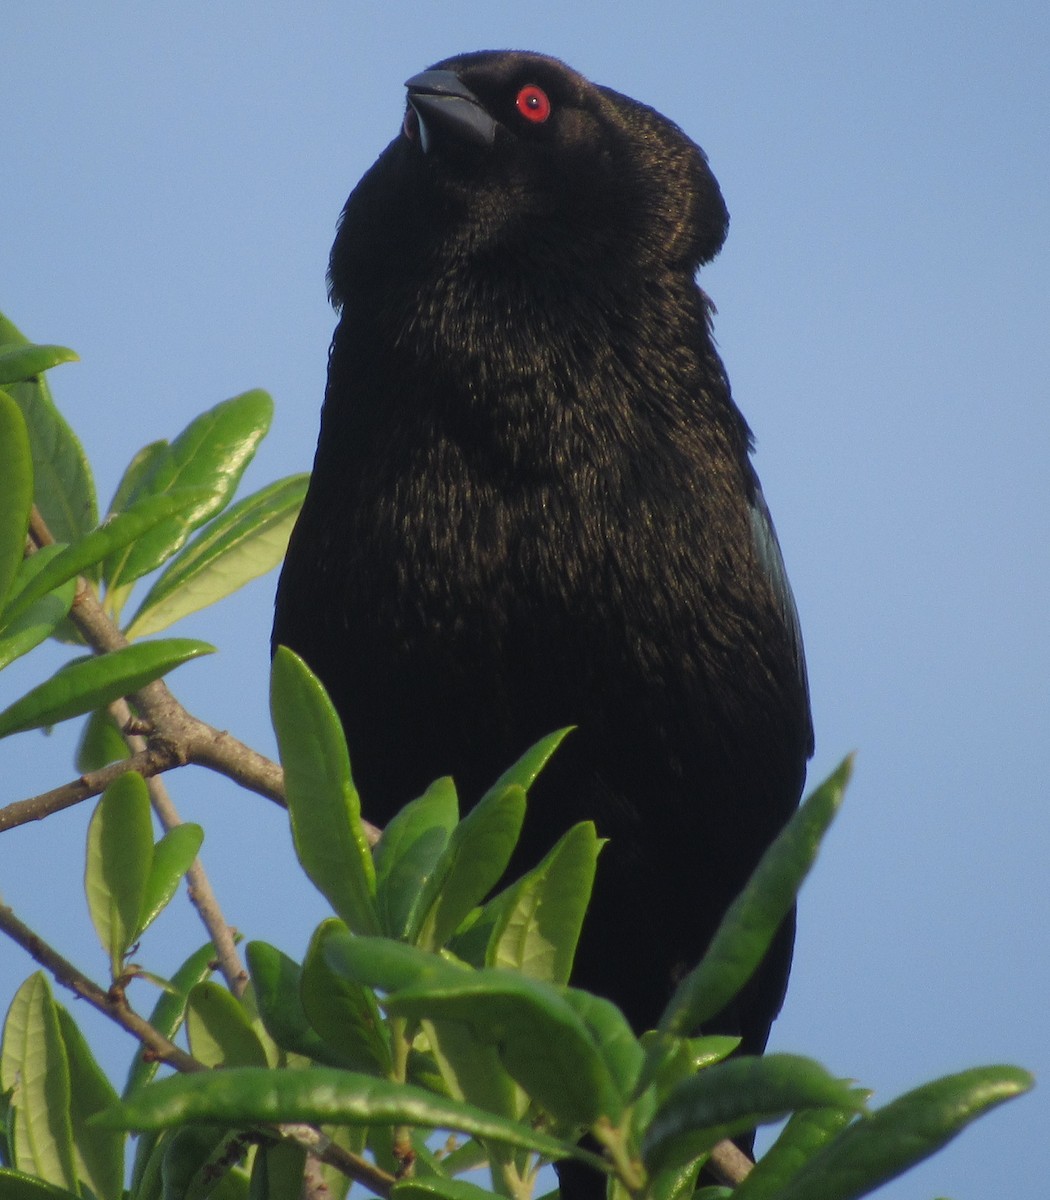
[404,70,497,152]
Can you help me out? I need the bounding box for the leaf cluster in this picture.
[0,312,1033,1200]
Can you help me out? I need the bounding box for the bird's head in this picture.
[329,51,728,309]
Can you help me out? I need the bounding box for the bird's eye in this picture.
[515,84,551,124]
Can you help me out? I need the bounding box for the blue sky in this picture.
[2,4,1047,1196]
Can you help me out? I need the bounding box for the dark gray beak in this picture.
[404,70,497,152]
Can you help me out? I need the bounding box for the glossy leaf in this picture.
[0,577,75,671]
[487,821,601,983]
[54,1006,123,1200]
[125,473,309,638]
[321,930,467,997]
[374,779,459,939]
[104,389,273,602]
[0,637,213,738]
[477,727,573,803]
[393,1179,495,1200]
[185,981,269,1068]
[300,919,392,1074]
[732,1107,857,1200]
[0,311,96,547]
[0,343,78,385]
[269,646,379,934]
[138,822,204,936]
[414,783,526,950]
[659,758,851,1037]
[773,1065,1033,1200]
[1,489,211,631]
[106,439,168,516]
[85,772,154,976]
[642,1055,864,1174]
[103,1067,578,1161]
[384,970,623,1127]
[0,973,77,1191]
[0,389,33,612]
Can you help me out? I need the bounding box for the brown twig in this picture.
[0,899,202,1073]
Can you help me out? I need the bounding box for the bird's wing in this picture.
[748,479,814,754]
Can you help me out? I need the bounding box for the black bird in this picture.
[275,46,812,1082]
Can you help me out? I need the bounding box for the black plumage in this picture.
[274,50,812,1063]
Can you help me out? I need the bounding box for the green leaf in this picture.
[125,473,309,638]
[0,389,33,613]
[157,1123,249,1200]
[138,822,204,937]
[642,1055,864,1174]
[732,1107,856,1200]
[384,970,624,1127]
[393,1179,495,1200]
[0,575,75,671]
[269,646,379,934]
[245,942,333,1064]
[562,988,644,1100]
[0,311,97,548]
[125,943,218,1098]
[477,727,574,803]
[126,946,218,1194]
[53,1006,123,1200]
[185,982,269,1069]
[104,390,274,603]
[0,636,214,737]
[249,1140,308,1200]
[0,344,78,386]
[107,439,169,516]
[421,1014,525,1122]
[299,920,392,1074]
[659,758,851,1037]
[0,1170,82,1199]
[374,780,460,939]
[74,707,130,773]
[321,930,468,998]
[101,1067,579,1162]
[0,973,77,1190]
[1,489,212,631]
[414,783,526,950]
[85,772,154,976]
[487,821,602,983]
[772,1065,1034,1200]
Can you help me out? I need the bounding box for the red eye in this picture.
[515,84,551,124]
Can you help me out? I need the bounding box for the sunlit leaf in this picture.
[0,973,77,1190]
[54,1006,123,1200]
[185,982,269,1069]
[102,1067,579,1162]
[643,1055,864,1174]
[85,772,153,976]
[269,646,379,934]
[125,473,308,638]
[0,637,213,738]
[0,311,96,548]
[104,390,273,605]
[0,389,33,612]
[659,758,851,1037]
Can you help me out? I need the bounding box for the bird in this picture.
[273,45,813,1159]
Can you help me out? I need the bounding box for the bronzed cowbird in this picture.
[274,49,813,1078]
